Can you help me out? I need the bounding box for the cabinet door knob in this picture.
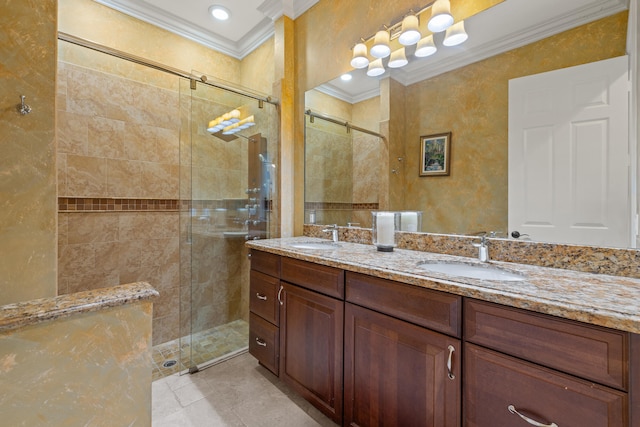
[255,337,267,347]
[508,405,558,427]
[255,293,267,301]
[446,345,455,380]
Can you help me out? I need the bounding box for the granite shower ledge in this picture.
[246,237,640,334]
[0,282,158,332]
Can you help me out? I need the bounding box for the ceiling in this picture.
[93,0,319,58]
[95,0,629,103]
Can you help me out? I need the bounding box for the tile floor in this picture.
[152,320,249,381]
[152,352,338,427]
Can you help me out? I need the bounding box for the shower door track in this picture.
[305,109,386,139]
[57,32,278,106]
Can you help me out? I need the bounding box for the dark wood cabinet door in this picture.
[279,282,343,424]
[344,303,461,427]
[464,343,627,427]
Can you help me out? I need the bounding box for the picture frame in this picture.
[420,132,451,176]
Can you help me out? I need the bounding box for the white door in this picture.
[509,56,632,248]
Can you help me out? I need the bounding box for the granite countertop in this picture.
[0,282,158,332]
[247,237,640,334]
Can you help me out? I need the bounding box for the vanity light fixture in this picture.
[398,14,421,46]
[209,5,231,21]
[388,48,408,68]
[370,30,391,58]
[350,42,370,69]
[348,1,469,78]
[443,20,468,46]
[428,0,454,32]
[414,35,437,57]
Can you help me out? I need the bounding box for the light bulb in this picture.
[428,0,454,32]
[398,15,421,46]
[350,43,370,69]
[370,30,391,59]
[388,48,408,68]
[443,21,468,46]
[366,58,385,77]
[415,35,437,57]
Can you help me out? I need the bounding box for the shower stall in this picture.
[56,33,279,378]
[179,74,278,372]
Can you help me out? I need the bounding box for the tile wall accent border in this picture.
[304,202,379,210]
[58,197,183,212]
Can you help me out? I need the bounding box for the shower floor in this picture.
[152,319,249,381]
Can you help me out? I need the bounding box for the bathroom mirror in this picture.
[304,0,636,249]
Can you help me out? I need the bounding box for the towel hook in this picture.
[18,95,32,115]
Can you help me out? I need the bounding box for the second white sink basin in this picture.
[288,242,340,250]
[417,262,526,282]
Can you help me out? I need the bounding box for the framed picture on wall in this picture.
[420,132,451,176]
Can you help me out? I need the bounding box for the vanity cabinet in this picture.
[249,248,640,426]
[279,257,345,424]
[344,272,462,427]
[464,299,630,426]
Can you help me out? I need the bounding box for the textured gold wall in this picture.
[0,0,58,305]
[0,302,153,425]
[401,12,628,234]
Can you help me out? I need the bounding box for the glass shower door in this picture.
[179,75,277,372]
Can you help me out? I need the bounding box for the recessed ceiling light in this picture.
[209,5,230,21]
[340,73,353,81]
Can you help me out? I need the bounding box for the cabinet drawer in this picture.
[465,299,628,390]
[250,250,280,277]
[249,270,280,325]
[249,312,279,376]
[346,272,461,337]
[281,257,344,299]
[464,343,627,427]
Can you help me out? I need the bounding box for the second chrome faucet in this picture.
[322,224,339,243]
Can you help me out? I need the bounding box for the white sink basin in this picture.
[417,262,526,282]
[288,242,340,250]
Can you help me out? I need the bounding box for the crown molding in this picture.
[93,0,319,59]
[394,0,628,86]
[315,84,380,104]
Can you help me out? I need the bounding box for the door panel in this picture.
[509,56,631,247]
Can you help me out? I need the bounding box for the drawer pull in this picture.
[277,285,284,306]
[508,405,558,427]
[255,337,267,347]
[446,345,455,380]
[255,293,267,301]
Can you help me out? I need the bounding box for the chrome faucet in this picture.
[322,224,339,243]
[473,234,490,262]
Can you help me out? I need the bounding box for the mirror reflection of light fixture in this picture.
[370,30,391,58]
[443,21,468,46]
[428,0,454,32]
[366,58,385,77]
[398,15,421,46]
[414,35,437,57]
[208,110,250,134]
[350,42,370,69]
[388,48,408,68]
